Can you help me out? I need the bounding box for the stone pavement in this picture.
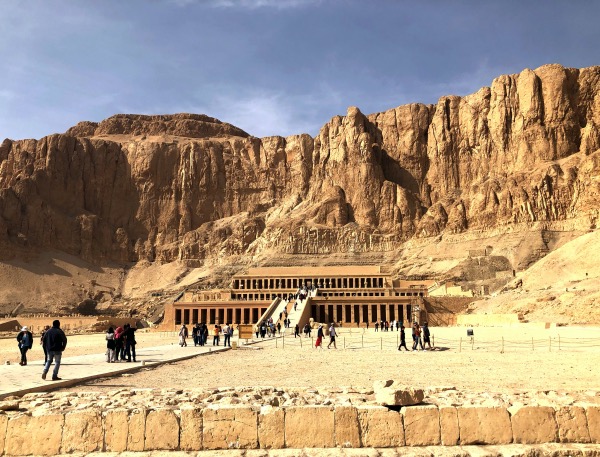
[0,344,229,399]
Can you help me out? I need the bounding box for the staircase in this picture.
[283,289,318,333]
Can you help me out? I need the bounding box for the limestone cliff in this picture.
[1,64,600,278]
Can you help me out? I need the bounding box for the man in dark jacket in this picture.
[16,326,33,365]
[41,320,67,380]
[124,323,137,362]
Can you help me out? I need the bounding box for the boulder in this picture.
[373,380,424,406]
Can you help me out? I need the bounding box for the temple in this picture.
[162,266,434,329]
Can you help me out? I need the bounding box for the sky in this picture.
[1,0,599,140]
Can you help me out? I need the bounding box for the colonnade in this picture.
[174,305,268,326]
[233,276,385,290]
[311,302,412,325]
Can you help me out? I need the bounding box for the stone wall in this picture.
[1,404,599,454]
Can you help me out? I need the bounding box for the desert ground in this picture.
[3,325,598,398]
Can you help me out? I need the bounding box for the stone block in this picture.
[439,406,459,446]
[127,407,147,451]
[356,405,404,447]
[285,406,334,448]
[556,406,590,443]
[334,406,361,448]
[145,408,180,450]
[457,406,511,445]
[180,407,202,451]
[586,406,600,443]
[258,405,284,449]
[5,413,64,456]
[104,409,129,452]
[203,406,258,450]
[511,406,557,444]
[373,380,424,406]
[61,409,103,453]
[0,414,7,456]
[403,405,440,446]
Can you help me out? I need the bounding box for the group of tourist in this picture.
[373,320,402,331]
[255,319,278,338]
[178,323,234,347]
[15,320,67,380]
[397,321,432,351]
[16,319,141,381]
[105,323,137,362]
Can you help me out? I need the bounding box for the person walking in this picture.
[40,325,50,364]
[41,320,67,380]
[106,327,116,362]
[327,323,337,349]
[398,325,409,351]
[422,322,432,350]
[412,322,424,351]
[179,324,188,347]
[294,323,300,338]
[315,325,324,349]
[16,326,33,366]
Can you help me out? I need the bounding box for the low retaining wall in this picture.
[1,404,599,455]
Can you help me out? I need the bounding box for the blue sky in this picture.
[1,0,599,140]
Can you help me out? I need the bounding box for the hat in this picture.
[21,326,27,331]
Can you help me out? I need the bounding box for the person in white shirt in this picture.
[327,323,337,349]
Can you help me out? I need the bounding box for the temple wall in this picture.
[1,404,599,454]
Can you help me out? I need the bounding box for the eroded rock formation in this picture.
[1,64,599,272]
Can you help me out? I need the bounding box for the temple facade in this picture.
[162,266,434,329]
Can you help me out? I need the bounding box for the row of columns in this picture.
[234,276,385,290]
[311,303,413,325]
[175,306,268,326]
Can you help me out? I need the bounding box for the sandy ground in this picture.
[2,325,596,395]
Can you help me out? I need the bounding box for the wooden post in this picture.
[471,337,474,350]
[532,337,534,351]
[501,336,504,353]
[549,336,551,352]
[381,337,383,350]
[300,336,302,348]
[459,337,462,352]
[362,334,364,348]
[432,334,435,348]
[344,337,346,349]
[559,334,561,351]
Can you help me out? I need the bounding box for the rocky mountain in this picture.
[1,64,599,306]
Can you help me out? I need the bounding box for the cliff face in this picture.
[1,64,600,267]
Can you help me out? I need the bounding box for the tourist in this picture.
[124,323,137,362]
[192,324,200,346]
[16,326,33,366]
[223,323,231,347]
[398,325,409,351]
[179,324,188,347]
[106,327,116,362]
[41,319,67,381]
[40,325,50,363]
[315,324,324,349]
[422,322,432,350]
[374,322,379,332]
[412,323,424,351]
[213,323,221,346]
[294,323,300,338]
[260,322,267,338]
[276,321,281,335]
[114,326,124,360]
[255,324,260,338]
[327,323,337,349]
[201,323,208,346]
